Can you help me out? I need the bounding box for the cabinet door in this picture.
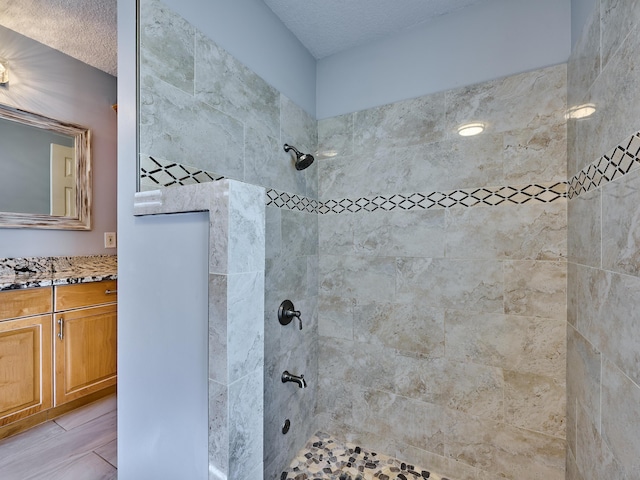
[54,304,117,405]
[0,315,52,426]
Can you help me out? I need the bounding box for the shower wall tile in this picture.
[567,395,577,459]
[225,182,266,275]
[280,209,318,257]
[318,337,396,393]
[392,132,504,193]
[583,269,640,386]
[503,260,567,319]
[354,388,450,456]
[245,126,308,198]
[227,272,264,383]
[319,133,504,200]
[354,94,446,151]
[566,449,583,480]
[445,311,566,380]
[446,412,566,480]
[317,114,354,159]
[266,253,308,301]
[576,402,627,480]
[229,369,264,480]
[445,201,566,261]
[320,255,396,304]
[318,213,355,255]
[195,32,280,139]
[568,187,601,267]
[394,356,505,422]
[208,379,229,478]
[353,302,444,358]
[317,295,353,340]
[572,22,640,175]
[601,359,640,479]
[503,122,567,184]
[140,73,245,180]
[265,206,281,260]
[601,0,640,70]
[352,209,445,258]
[317,65,568,478]
[504,370,566,438]
[395,258,504,313]
[140,0,195,94]
[567,325,602,433]
[445,64,567,135]
[281,95,318,158]
[602,168,640,277]
[208,274,228,385]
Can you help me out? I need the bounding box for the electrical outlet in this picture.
[104,232,117,248]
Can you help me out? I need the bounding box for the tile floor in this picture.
[282,432,451,480]
[0,394,117,480]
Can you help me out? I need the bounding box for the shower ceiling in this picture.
[263,0,490,59]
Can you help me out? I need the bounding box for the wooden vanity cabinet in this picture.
[0,288,53,427]
[53,280,117,405]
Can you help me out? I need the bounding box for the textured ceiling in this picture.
[0,0,117,76]
[263,0,489,59]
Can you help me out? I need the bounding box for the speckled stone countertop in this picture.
[0,255,117,291]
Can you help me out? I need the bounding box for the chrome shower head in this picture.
[284,144,315,170]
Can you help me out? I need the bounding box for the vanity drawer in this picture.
[0,287,52,321]
[54,280,117,312]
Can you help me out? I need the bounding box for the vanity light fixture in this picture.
[565,103,596,120]
[457,122,485,137]
[0,59,8,85]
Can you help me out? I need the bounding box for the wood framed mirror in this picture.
[0,103,91,230]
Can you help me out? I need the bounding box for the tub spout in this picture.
[282,370,307,388]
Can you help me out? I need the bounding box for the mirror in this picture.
[0,103,91,230]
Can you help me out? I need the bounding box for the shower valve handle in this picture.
[278,300,303,330]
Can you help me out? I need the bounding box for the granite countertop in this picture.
[0,255,117,291]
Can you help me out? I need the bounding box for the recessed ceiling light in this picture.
[457,122,485,137]
[565,104,596,119]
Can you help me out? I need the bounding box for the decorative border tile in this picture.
[140,155,223,189]
[318,182,567,215]
[143,130,640,215]
[266,188,319,213]
[568,131,640,198]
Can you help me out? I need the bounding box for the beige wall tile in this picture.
[446,201,566,261]
[504,370,566,438]
[601,359,640,478]
[602,168,640,277]
[445,310,566,380]
[504,260,567,319]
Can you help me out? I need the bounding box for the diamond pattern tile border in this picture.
[140,155,223,188]
[139,130,640,215]
[568,131,640,199]
[318,182,567,214]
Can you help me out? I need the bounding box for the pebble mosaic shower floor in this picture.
[281,432,451,480]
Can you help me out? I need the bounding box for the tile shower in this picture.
[138,0,640,479]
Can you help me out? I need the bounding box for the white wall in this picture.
[0,25,117,257]
[162,0,317,118]
[316,0,571,119]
